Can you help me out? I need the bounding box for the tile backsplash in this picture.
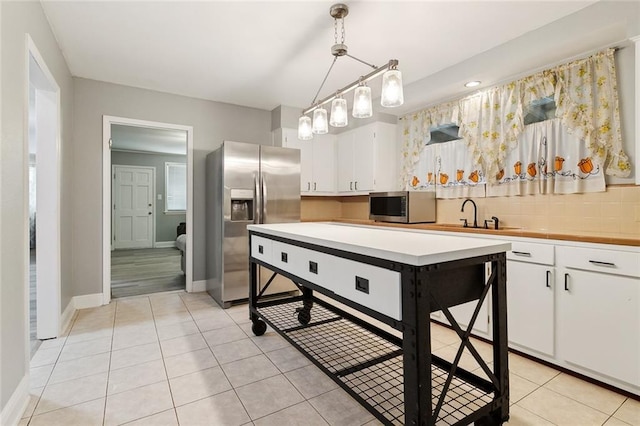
[301,185,640,238]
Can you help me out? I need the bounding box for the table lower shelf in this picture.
[254,296,495,425]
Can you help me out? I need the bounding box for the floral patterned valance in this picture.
[554,49,629,177]
[400,48,631,193]
[400,100,460,189]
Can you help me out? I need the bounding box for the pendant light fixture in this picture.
[298,3,403,139]
[380,67,404,107]
[298,116,313,140]
[312,107,328,134]
[352,82,372,118]
[330,95,348,127]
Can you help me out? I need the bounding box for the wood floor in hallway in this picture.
[111,247,185,298]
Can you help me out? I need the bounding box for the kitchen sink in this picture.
[427,223,520,231]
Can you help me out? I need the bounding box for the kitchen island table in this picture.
[247,222,511,425]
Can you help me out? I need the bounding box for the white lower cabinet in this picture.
[434,235,639,395]
[506,261,555,356]
[556,245,640,389]
[506,241,555,357]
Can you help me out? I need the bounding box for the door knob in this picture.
[148,212,152,215]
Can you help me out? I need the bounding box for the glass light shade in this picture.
[298,116,313,140]
[381,69,404,107]
[329,97,348,127]
[352,85,373,118]
[312,107,328,134]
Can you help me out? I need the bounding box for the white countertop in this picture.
[248,222,511,266]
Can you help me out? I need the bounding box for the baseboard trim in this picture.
[73,293,104,310]
[192,280,206,293]
[0,374,29,426]
[60,299,76,335]
[154,241,176,248]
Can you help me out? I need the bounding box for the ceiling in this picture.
[41,1,596,116]
[111,124,187,155]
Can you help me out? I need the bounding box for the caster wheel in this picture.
[252,320,267,336]
[297,310,311,326]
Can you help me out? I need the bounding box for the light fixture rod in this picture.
[310,56,338,106]
[345,53,377,70]
[302,59,399,116]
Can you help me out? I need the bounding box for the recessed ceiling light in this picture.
[465,81,481,88]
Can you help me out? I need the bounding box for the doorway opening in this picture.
[26,36,62,355]
[103,117,193,303]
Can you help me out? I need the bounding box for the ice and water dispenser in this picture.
[230,189,254,222]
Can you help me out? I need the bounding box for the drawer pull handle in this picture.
[355,276,369,294]
[512,251,532,257]
[564,273,569,291]
[546,270,551,288]
[309,261,318,274]
[588,260,615,267]
[281,252,288,263]
[258,245,263,254]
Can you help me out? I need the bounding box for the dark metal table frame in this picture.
[248,231,509,426]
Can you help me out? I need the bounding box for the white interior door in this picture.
[113,165,154,249]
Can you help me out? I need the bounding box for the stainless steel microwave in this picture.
[369,191,436,223]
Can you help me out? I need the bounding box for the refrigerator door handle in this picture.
[254,173,261,224]
[261,173,267,223]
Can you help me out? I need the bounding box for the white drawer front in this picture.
[331,258,402,321]
[268,242,335,292]
[270,241,304,277]
[507,241,554,265]
[251,236,273,265]
[294,248,338,293]
[557,246,640,278]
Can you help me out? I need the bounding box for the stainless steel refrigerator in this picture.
[206,141,300,307]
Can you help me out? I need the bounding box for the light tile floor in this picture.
[21,291,639,426]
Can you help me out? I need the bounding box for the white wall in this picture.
[72,78,272,297]
[0,0,74,413]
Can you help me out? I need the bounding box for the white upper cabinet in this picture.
[336,122,398,195]
[279,128,337,195]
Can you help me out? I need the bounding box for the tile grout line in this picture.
[232,311,337,425]
[27,307,109,424]
[600,397,629,426]
[180,293,256,423]
[148,295,179,424]
[511,403,560,425]
[538,374,627,418]
[527,386,618,425]
[28,308,82,423]
[101,299,117,426]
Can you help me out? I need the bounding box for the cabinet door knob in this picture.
[564,273,569,291]
[307,182,310,191]
[314,182,317,191]
[355,181,358,190]
[350,181,353,190]
[546,270,551,288]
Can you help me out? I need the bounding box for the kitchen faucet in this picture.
[461,198,478,228]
